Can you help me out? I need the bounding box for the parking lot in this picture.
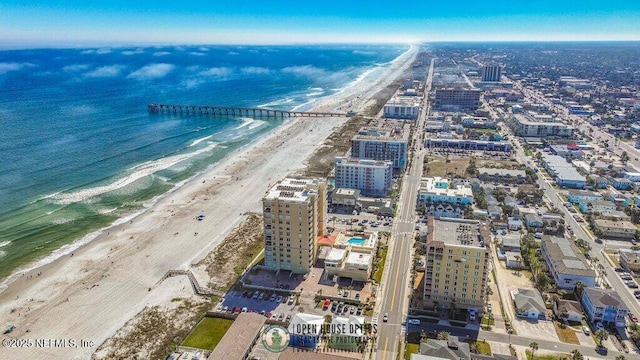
[216,289,298,322]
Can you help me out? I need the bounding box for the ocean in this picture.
[0,44,406,281]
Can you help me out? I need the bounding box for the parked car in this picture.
[582,326,590,335]
[285,314,292,322]
[276,296,283,303]
[270,294,277,301]
[383,313,388,322]
[354,293,360,301]
[241,307,248,313]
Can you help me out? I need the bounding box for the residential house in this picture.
[508,218,523,231]
[524,213,543,229]
[485,195,498,206]
[487,205,503,218]
[416,339,470,360]
[605,192,631,207]
[329,316,366,350]
[501,237,521,253]
[593,176,609,189]
[477,168,527,184]
[503,196,519,207]
[425,204,464,219]
[612,178,634,190]
[567,190,603,205]
[541,236,596,290]
[579,200,617,214]
[554,299,583,323]
[506,252,522,269]
[596,210,631,222]
[593,219,637,239]
[582,288,630,327]
[619,250,640,272]
[513,288,546,319]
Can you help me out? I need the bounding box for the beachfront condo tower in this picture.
[350,127,408,173]
[422,217,489,313]
[262,177,327,274]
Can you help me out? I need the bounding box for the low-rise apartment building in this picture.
[593,219,637,239]
[541,236,596,290]
[418,177,473,206]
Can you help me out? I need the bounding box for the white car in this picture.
[383,313,388,322]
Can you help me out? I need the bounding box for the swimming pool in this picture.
[348,237,366,246]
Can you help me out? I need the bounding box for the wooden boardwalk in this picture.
[148,103,346,118]
[157,270,224,297]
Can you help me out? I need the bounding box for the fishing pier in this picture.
[148,103,348,118]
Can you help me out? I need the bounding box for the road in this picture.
[374,58,433,360]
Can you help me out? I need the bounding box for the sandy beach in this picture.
[0,44,417,359]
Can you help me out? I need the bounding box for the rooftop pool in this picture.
[348,237,366,246]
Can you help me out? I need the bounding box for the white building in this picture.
[623,172,640,182]
[510,114,574,137]
[418,177,473,206]
[334,157,392,197]
[383,96,421,120]
[324,232,378,282]
[351,127,408,172]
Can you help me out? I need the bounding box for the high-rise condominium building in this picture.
[334,157,393,197]
[351,127,408,172]
[262,178,327,274]
[423,217,489,312]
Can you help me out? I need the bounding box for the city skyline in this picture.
[1,0,640,47]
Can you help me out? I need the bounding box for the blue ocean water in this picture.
[0,44,406,278]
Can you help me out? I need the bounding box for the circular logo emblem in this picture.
[261,325,290,353]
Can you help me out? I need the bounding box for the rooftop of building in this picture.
[335,156,393,167]
[568,189,602,197]
[385,96,421,106]
[345,251,372,267]
[207,312,266,360]
[513,288,546,314]
[326,248,347,264]
[427,217,485,248]
[513,113,570,126]
[419,177,473,198]
[264,177,322,202]
[594,219,637,230]
[352,127,406,141]
[583,288,629,310]
[542,236,596,278]
[620,249,640,261]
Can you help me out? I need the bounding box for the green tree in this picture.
[437,331,450,340]
[615,355,626,360]
[594,329,608,346]
[529,342,539,357]
[621,151,630,164]
[571,349,584,360]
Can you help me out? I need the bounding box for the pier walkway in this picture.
[157,270,224,297]
[148,103,347,118]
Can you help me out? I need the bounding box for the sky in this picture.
[1,0,640,47]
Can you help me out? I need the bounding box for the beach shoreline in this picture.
[0,44,417,359]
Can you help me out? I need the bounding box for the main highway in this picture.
[374,58,434,360]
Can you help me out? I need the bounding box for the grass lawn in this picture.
[373,249,387,283]
[405,343,420,360]
[525,349,567,360]
[553,321,579,344]
[470,340,492,355]
[481,316,495,326]
[181,317,234,350]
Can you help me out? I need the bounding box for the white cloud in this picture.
[153,51,171,57]
[241,66,271,75]
[282,65,326,77]
[127,63,175,80]
[63,64,89,72]
[198,67,232,77]
[227,51,240,56]
[81,48,111,55]
[84,65,126,78]
[353,50,376,55]
[0,62,33,74]
[122,49,145,56]
[189,52,206,56]
[198,47,210,52]
[282,64,352,84]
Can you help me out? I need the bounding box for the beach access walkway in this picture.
[156,270,223,297]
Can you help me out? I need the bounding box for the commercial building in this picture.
[541,236,596,290]
[593,219,637,239]
[383,96,421,120]
[582,288,629,327]
[549,144,585,160]
[424,139,511,152]
[334,157,392,197]
[263,177,327,274]
[423,218,489,312]
[351,127,408,172]
[418,177,473,206]
[207,312,266,360]
[481,64,503,82]
[510,114,574,138]
[330,188,360,207]
[461,116,496,129]
[434,88,481,111]
[540,154,586,189]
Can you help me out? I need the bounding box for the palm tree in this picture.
[437,331,450,340]
[615,355,626,360]
[529,342,539,357]
[571,349,584,360]
[594,329,608,346]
